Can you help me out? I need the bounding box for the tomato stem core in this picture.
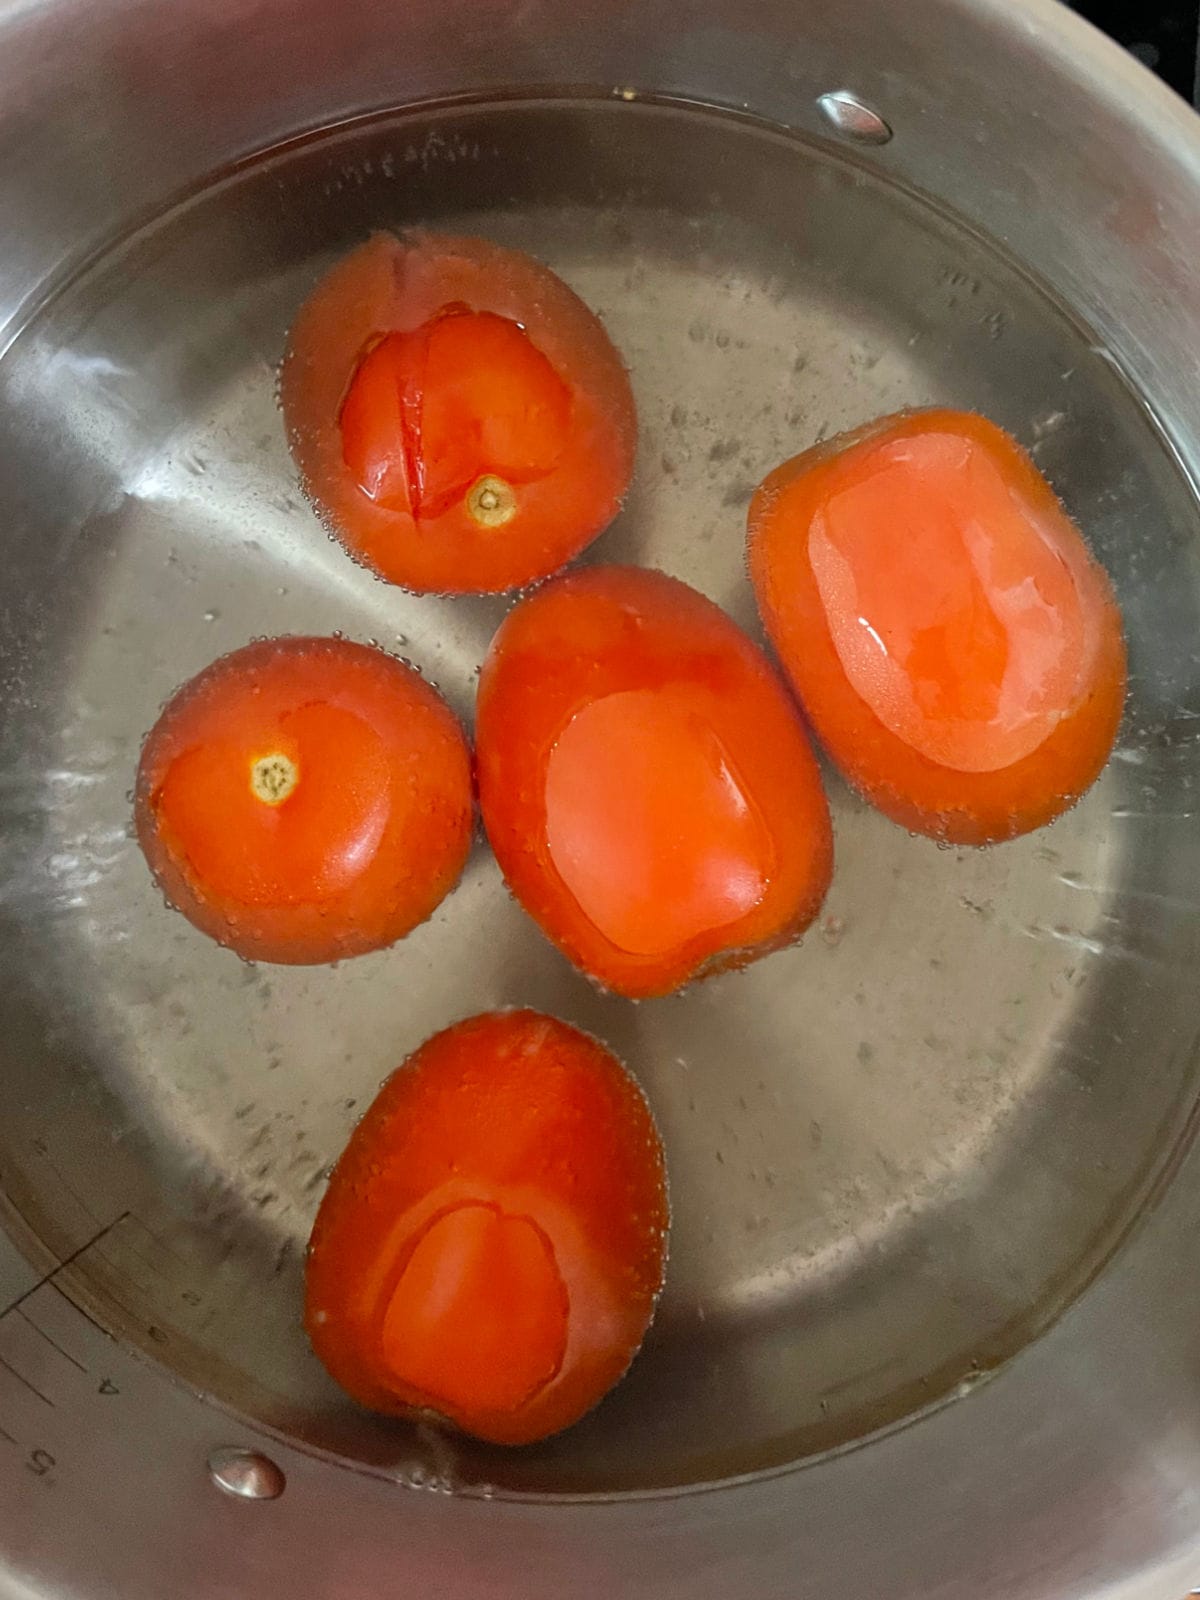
[467,475,517,529]
[250,753,299,805]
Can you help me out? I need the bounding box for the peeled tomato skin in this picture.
[304,1010,669,1446]
[476,565,834,997]
[280,231,637,595]
[747,409,1127,845]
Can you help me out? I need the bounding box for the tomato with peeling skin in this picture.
[476,566,834,998]
[747,409,1127,845]
[135,636,473,964]
[305,1010,668,1446]
[281,232,636,594]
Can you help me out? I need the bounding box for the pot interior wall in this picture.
[0,95,1198,1496]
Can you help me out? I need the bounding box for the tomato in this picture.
[305,1010,668,1446]
[281,232,636,595]
[476,566,833,998]
[134,636,473,964]
[747,409,1127,845]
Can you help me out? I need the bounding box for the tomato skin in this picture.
[305,1010,668,1446]
[135,637,473,965]
[476,566,834,998]
[748,410,1127,846]
[281,232,636,594]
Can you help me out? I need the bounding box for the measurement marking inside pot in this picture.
[15,1309,88,1374]
[0,1212,130,1321]
[0,1354,54,1408]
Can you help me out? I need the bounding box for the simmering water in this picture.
[0,96,1198,1495]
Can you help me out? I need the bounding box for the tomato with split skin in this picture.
[747,408,1127,845]
[281,232,636,594]
[134,636,473,964]
[476,565,834,999]
[305,1009,668,1446]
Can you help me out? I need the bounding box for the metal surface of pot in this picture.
[1,0,1200,1596]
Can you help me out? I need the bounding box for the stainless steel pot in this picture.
[2,0,1200,1595]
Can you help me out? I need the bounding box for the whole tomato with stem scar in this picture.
[280,232,637,595]
[134,636,473,964]
[305,1009,668,1446]
[476,566,834,998]
[747,408,1127,845]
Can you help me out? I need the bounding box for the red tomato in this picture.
[747,409,1127,845]
[305,1010,668,1446]
[476,566,833,998]
[281,232,636,594]
[135,636,472,964]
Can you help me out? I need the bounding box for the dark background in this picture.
[1071,0,1200,102]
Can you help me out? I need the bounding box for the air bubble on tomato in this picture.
[476,565,834,998]
[280,233,636,595]
[134,635,473,964]
[747,408,1127,845]
[305,1009,668,1446]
